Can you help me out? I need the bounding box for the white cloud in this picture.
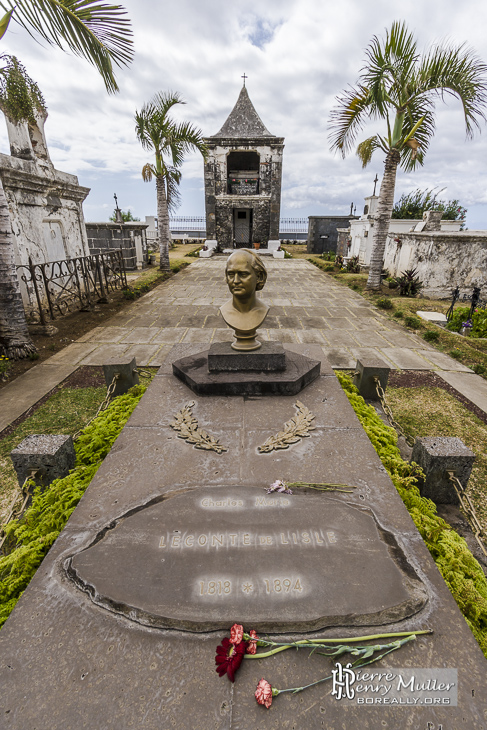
[0,0,486,228]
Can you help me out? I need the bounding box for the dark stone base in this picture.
[172,348,320,396]
[207,341,286,372]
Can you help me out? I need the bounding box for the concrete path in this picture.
[0,258,483,432]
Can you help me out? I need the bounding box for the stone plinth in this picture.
[103,356,139,397]
[173,348,320,395]
[208,341,286,372]
[10,434,75,487]
[411,436,475,504]
[353,355,390,400]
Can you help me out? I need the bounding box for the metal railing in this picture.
[164,217,308,233]
[279,218,308,233]
[17,249,127,325]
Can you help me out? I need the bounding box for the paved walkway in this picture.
[1,258,486,432]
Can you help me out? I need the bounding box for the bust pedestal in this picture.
[219,298,269,351]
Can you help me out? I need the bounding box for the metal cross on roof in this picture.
[114,192,119,207]
[373,174,379,196]
[241,73,248,87]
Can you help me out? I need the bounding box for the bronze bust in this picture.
[220,249,269,350]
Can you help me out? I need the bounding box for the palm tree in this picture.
[135,92,207,271]
[0,1,133,358]
[329,21,487,290]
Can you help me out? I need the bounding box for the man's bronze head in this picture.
[225,250,267,301]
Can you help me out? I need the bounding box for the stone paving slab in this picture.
[46,342,98,365]
[379,347,434,370]
[419,349,473,372]
[80,326,131,343]
[0,363,78,433]
[438,371,487,412]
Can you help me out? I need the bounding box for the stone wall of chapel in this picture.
[204,138,283,247]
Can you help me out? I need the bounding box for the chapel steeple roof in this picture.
[210,86,275,138]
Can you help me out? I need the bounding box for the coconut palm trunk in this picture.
[0,178,36,357]
[156,175,171,271]
[366,149,400,290]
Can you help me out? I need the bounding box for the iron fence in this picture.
[17,249,127,325]
[446,286,486,321]
[166,217,308,234]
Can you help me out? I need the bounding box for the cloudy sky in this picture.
[2,0,487,228]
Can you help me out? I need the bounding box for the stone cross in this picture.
[241,73,248,87]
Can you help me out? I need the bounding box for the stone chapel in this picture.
[203,85,284,249]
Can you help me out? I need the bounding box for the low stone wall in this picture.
[86,222,148,270]
[307,216,358,254]
[383,231,487,298]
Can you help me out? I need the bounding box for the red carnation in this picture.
[255,678,273,708]
[230,623,244,645]
[215,637,247,682]
[247,629,258,655]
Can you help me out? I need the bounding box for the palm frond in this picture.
[356,135,383,168]
[0,0,133,93]
[418,43,487,137]
[362,21,418,112]
[0,9,13,40]
[328,84,374,157]
[165,166,181,213]
[151,90,185,116]
[141,162,155,182]
[167,120,207,166]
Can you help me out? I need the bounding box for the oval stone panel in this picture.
[67,487,427,632]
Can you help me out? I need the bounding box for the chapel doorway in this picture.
[233,208,252,247]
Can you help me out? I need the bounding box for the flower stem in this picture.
[271,636,417,696]
[244,630,431,659]
[288,481,356,492]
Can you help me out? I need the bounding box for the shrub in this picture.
[346,255,360,273]
[393,310,404,318]
[404,315,422,329]
[122,287,137,300]
[323,264,334,272]
[392,188,467,229]
[321,251,336,262]
[473,364,487,375]
[447,305,487,338]
[376,297,393,310]
[423,330,440,342]
[396,268,424,297]
[449,349,463,360]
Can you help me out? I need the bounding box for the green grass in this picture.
[0,384,149,628]
[386,386,487,531]
[0,387,105,520]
